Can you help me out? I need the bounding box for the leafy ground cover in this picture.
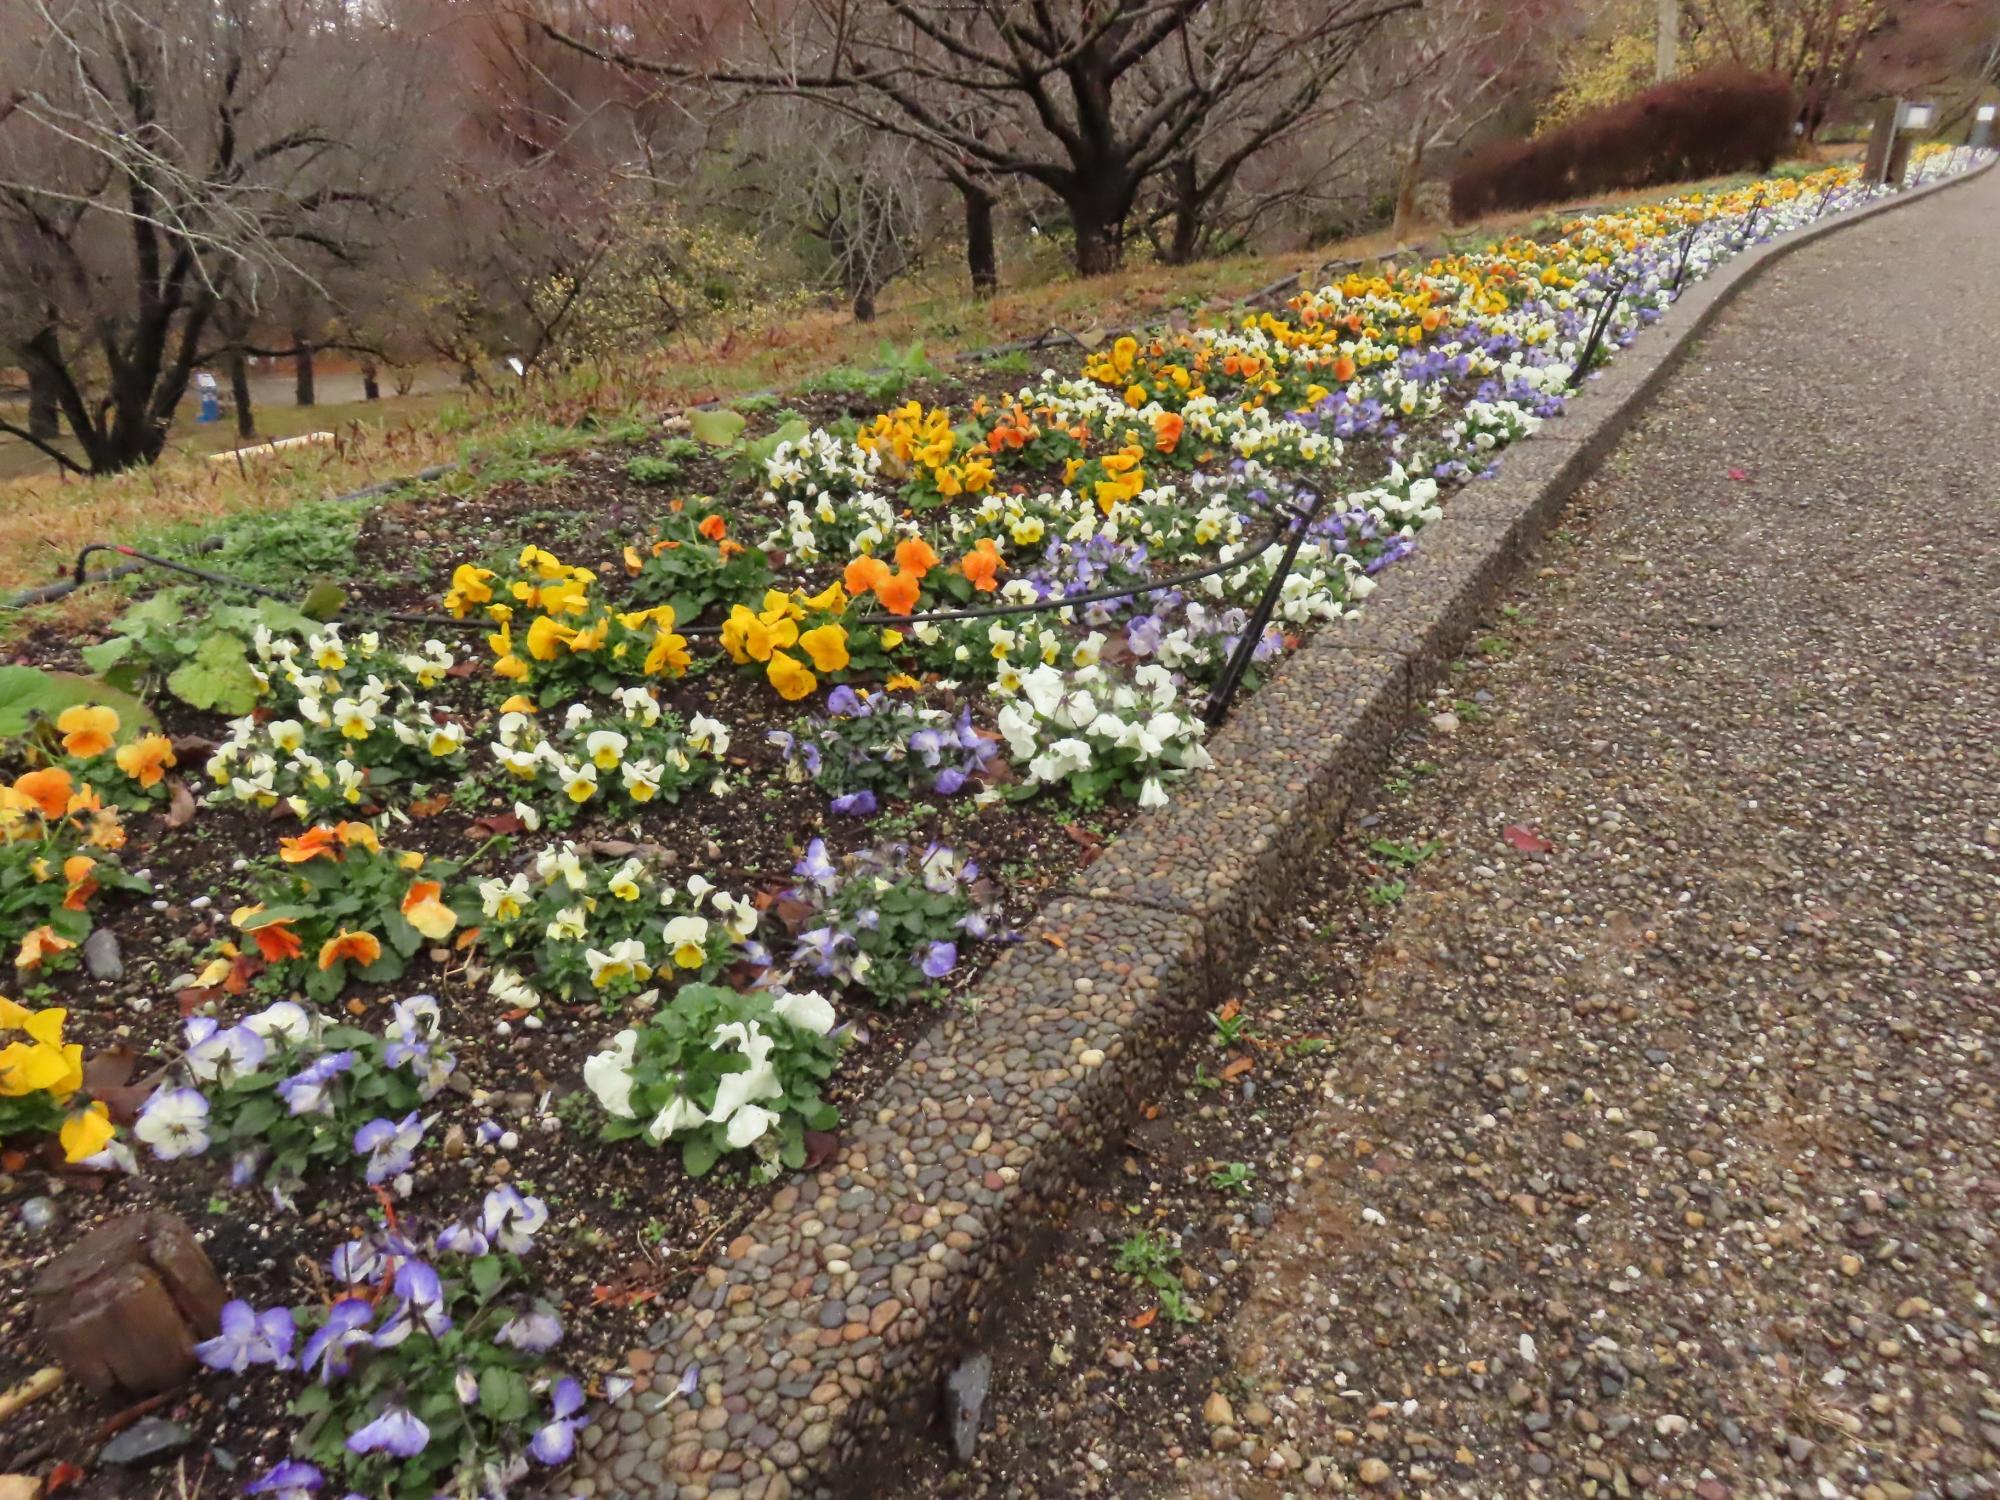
[0,147,1977,1500]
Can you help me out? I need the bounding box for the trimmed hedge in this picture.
[1452,67,1794,221]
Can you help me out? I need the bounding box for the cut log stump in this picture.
[31,1211,225,1397]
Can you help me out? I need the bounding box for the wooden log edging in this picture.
[569,155,1996,1500]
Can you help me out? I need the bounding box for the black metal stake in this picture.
[1670,222,1704,297]
[1565,275,1630,391]
[1202,485,1331,726]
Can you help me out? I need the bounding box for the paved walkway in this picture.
[1165,166,2000,1498]
[880,172,2000,1499]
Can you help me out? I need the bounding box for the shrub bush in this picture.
[1452,67,1794,221]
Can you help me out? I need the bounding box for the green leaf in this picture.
[688,407,746,447]
[299,581,348,621]
[468,1255,505,1300]
[80,636,137,675]
[682,1132,720,1177]
[165,634,261,714]
[478,1366,532,1424]
[0,665,157,739]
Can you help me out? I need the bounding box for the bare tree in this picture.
[0,0,414,473]
[1347,0,1571,239]
[540,0,1417,275]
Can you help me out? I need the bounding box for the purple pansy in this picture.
[244,1460,322,1500]
[829,790,876,816]
[352,1110,425,1185]
[495,1302,564,1353]
[480,1185,549,1254]
[373,1259,452,1347]
[529,1377,587,1465]
[918,940,957,981]
[300,1297,374,1383]
[346,1403,430,1458]
[195,1299,295,1373]
[275,1050,356,1116]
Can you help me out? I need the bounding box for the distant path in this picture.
[1161,159,2000,1497]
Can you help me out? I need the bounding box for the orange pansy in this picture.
[874,570,921,616]
[317,930,383,971]
[13,768,73,821]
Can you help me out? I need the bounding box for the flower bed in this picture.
[0,146,1981,1500]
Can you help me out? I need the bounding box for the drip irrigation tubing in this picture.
[2,463,457,612]
[43,494,1325,644]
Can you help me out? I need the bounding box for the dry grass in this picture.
[0,162,1809,620]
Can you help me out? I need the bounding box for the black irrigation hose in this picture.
[47,494,1324,645]
[2,463,457,612]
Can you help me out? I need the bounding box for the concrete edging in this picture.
[570,155,1994,1500]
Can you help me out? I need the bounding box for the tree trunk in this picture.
[361,359,380,401]
[1391,142,1428,242]
[959,179,999,295]
[26,353,59,442]
[1163,157,1202,266]
[1067,169,1136,276]
[292,329,315,406]
[228,345,254,438]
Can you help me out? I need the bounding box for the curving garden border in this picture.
[568,156,1996,1500]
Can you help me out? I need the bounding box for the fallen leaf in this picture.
[46,1460,85,1495]
[1128,1305,1158,1330]
[1502,824,1554,854]
[407,792,452,819]
[1219,1056,1254,1082]
[802,1130,841,1170]
[469,812,524,839]
[1217,998,1241,1022]
[1726,467,1748,481]
[223,952,263,995]
[446,658,481,678]
[1041,932,1067,950]
[163,778,197,829]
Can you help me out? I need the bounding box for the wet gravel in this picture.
[869,170,2000,1497]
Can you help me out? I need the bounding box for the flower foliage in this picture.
[229,822,471,1005]
[132,996,455,1191]
[204,1186,574,1500]
[782,839,998,1003]
[584,983,840,1177]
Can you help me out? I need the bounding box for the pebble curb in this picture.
[569,156,1994,1500]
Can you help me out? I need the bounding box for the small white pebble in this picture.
[1518,1333,1538,1364]
[498,1130,519,1151]
[494,1021,512,1037]
[190,895,212,910]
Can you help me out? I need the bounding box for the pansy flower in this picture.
[195,1299,296,1373]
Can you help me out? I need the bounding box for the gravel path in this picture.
[875,174,2000,1498]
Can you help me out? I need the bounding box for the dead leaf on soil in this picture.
[1128,1305,1158,1330]
[163,779,197,828]
[1502,823,1554,854]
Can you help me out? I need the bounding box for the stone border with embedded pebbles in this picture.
[568,156,1994,1500]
